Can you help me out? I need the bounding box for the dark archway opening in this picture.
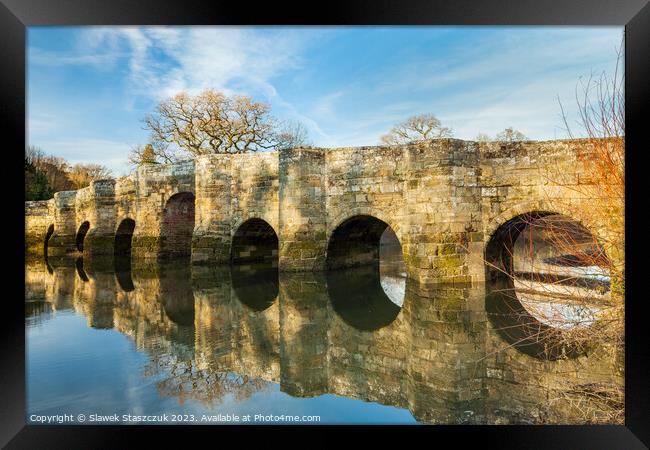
[160,192,195,259]
[231,218,279,264]
[326,215,406,331]
[44,224,54,258]
[326,215,390,270]
[230,219,279,310]
[76,221,90,252]
[485,211,610,360]
[114,219,136,291]
[115,218,136,257]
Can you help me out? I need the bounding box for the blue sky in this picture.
[27,26,623,176]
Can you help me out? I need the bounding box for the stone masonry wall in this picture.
[26,139,604,286]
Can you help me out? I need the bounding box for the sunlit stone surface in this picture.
[26,254,622,425]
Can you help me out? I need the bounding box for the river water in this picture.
[25,244,621,425]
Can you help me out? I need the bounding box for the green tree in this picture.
[25,158,53,201]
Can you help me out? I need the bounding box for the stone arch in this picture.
[325,212,406,331]
[75,221,90,252]
[230,217,279,264]
[483,200,598,250]
[114,218,136,257]
[44,224,54,258]
[328,207,404,245]
[160,192,195,259]
[484,207,608,360]
[484,203,608,281]
[326,213,404,270]
[114,218,136,291]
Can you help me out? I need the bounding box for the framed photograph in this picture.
[4,0,648,446]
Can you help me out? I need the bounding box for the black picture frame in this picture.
[3,0,648,447]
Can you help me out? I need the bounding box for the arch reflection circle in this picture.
[231,263,279,312]
[485,212,611,359]
[326,215,406,331]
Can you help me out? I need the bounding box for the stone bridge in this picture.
[25,138,610,287]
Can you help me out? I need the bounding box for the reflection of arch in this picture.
[161,192,195,259]
[45,258,54,275]
[159,264,195,328]
[44,224,54,258]
[327,266,402,331]
[231,263,279,311]
[76,221,90,252]
[231,218,278,264]
[327,215,403,270]
[485,279,587,360]
[115,270,135,292]
[484,211,603,360]
[75,256,89,282]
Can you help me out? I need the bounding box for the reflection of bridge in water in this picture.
[26,255,621,424]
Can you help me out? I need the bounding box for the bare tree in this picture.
[495,127,527,144]
[380,114,453,145]
[275,120,311,150]
[475,133,492,143]
[67,163,113,189]
[26,145,74,191]
[144,89,309,156]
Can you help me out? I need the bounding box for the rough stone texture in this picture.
[25,201,51,255]
[26,257,621,424]
[26,139,612,286]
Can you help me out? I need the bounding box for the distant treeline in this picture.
[25,146,113,201]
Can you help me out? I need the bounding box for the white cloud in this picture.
[27,26,623,157]
[72,27,316,103]
[28,46,124,68]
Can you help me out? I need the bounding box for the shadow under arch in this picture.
[230,218,278,264]
[327,215,397,270]
[230,263,279,312]
[76,221,90,252]
[484,211,606,360]
[114,218,136,292]
[160,192,195,259]
[325,215,406,331]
